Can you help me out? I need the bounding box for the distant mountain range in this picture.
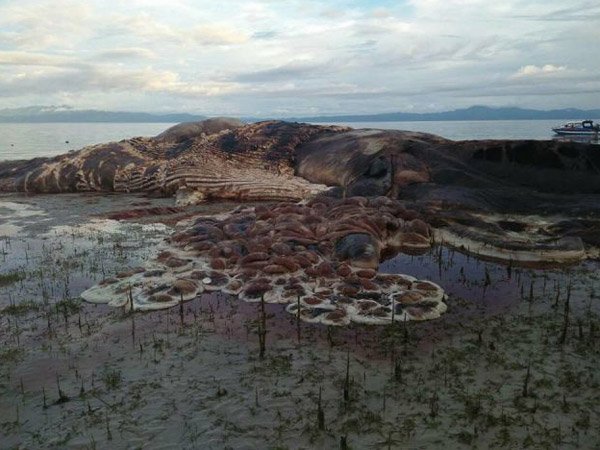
[0,106,206,123]
[1,105,599,123]
[287,106,600,122]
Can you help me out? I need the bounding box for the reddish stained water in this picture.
[177,243,599,357]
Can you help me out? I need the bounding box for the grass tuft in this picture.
[0,271,24,287]
[2,300,40,316]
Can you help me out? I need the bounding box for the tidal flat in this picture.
[1,193,599,449]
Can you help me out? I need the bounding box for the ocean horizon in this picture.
[0,118,598,161]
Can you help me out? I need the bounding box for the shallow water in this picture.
[381,248,600,316]
[2,192,597,338]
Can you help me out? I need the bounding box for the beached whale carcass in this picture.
[1,118,599,265]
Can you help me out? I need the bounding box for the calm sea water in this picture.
[314,119,600,141]
[0,123,176,161]
[0,119,598,161]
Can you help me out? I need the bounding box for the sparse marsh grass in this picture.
[0,347,24,364]
[101,368,123,391]
[1,194,599,449]
[0,271,24,287]
[1,300,40,316]
[54,297,82,317]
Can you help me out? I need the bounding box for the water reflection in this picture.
[552,134,600,145]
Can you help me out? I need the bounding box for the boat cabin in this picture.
[582,120,595,129]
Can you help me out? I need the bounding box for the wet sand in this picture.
[1,193,599,449]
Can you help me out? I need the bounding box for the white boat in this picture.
[552,120,600,136]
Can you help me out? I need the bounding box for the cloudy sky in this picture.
[1,0,599,116]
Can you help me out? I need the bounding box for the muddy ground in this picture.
[1,193,599,449]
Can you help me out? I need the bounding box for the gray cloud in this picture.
[251,30,278,40]
[110,15,249,47]
[0,64,239,98]
[0,51,75,67]
[94,48,157,61]
[512,2,600,21]
[232,62,331,83]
